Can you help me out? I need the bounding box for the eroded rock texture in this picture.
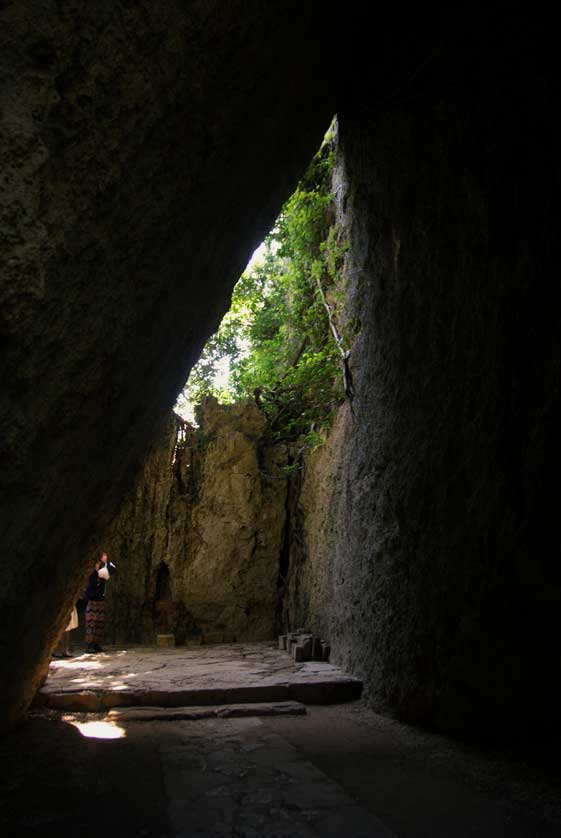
[284,16,561,739]
[0,1,338,728]
[104,399,287,645]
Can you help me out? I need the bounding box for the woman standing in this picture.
[84,552,116,653]
[52,606,79,659]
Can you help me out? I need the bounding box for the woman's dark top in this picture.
[85,562,116,601]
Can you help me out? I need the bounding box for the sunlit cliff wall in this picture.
[104,400,287,645]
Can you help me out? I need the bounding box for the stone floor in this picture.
[37,642,362,711]
[2,703,560,837]
[9,644,559,835]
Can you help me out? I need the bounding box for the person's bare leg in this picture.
[62,631,72,658]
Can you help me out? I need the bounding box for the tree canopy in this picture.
[178,125,350,446]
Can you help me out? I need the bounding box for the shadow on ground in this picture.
[2,703,561,837]
[0,714,170,838]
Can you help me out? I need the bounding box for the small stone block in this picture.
[300,636,313,660]
[278,635,287,650]
[321,642,331,662]
[293,643,305,662]
[287,634,299,654]
[157,634,175,647]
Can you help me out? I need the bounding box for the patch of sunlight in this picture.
[65,718,126,740]
[246,238,280,271]
[69,672,103,684]
[62,660,103,670]
[174,238,278,424]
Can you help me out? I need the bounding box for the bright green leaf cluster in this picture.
[181,128,346,445]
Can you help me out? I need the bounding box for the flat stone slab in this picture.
[106,700,306,722]
[161,716,395,837]
[36,642,362,711]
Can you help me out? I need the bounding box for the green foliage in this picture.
[181,128,347,444]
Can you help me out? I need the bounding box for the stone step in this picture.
[35,643,363,712]
[36,677,362,712]
[106,700,306,722]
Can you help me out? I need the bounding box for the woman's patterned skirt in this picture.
[84,600,106,644]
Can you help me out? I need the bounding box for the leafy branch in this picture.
[179,122,350,449]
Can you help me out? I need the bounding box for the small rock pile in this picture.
[278,630,330,662]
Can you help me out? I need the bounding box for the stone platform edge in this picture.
[106,700,307,722]
[34,679,363,712]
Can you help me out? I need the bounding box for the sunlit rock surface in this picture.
[104,399,287,644]
[36,642,361,711]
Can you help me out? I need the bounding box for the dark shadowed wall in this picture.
[284,10,561,740]
[0,0,340,729]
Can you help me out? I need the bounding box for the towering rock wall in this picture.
[103,399,287,645]
[284,18,561,739]
[0,1,339,728]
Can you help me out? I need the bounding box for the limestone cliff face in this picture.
[104,399,287,645]
[284,33,561,740]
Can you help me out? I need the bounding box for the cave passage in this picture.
[1,4,561,833]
